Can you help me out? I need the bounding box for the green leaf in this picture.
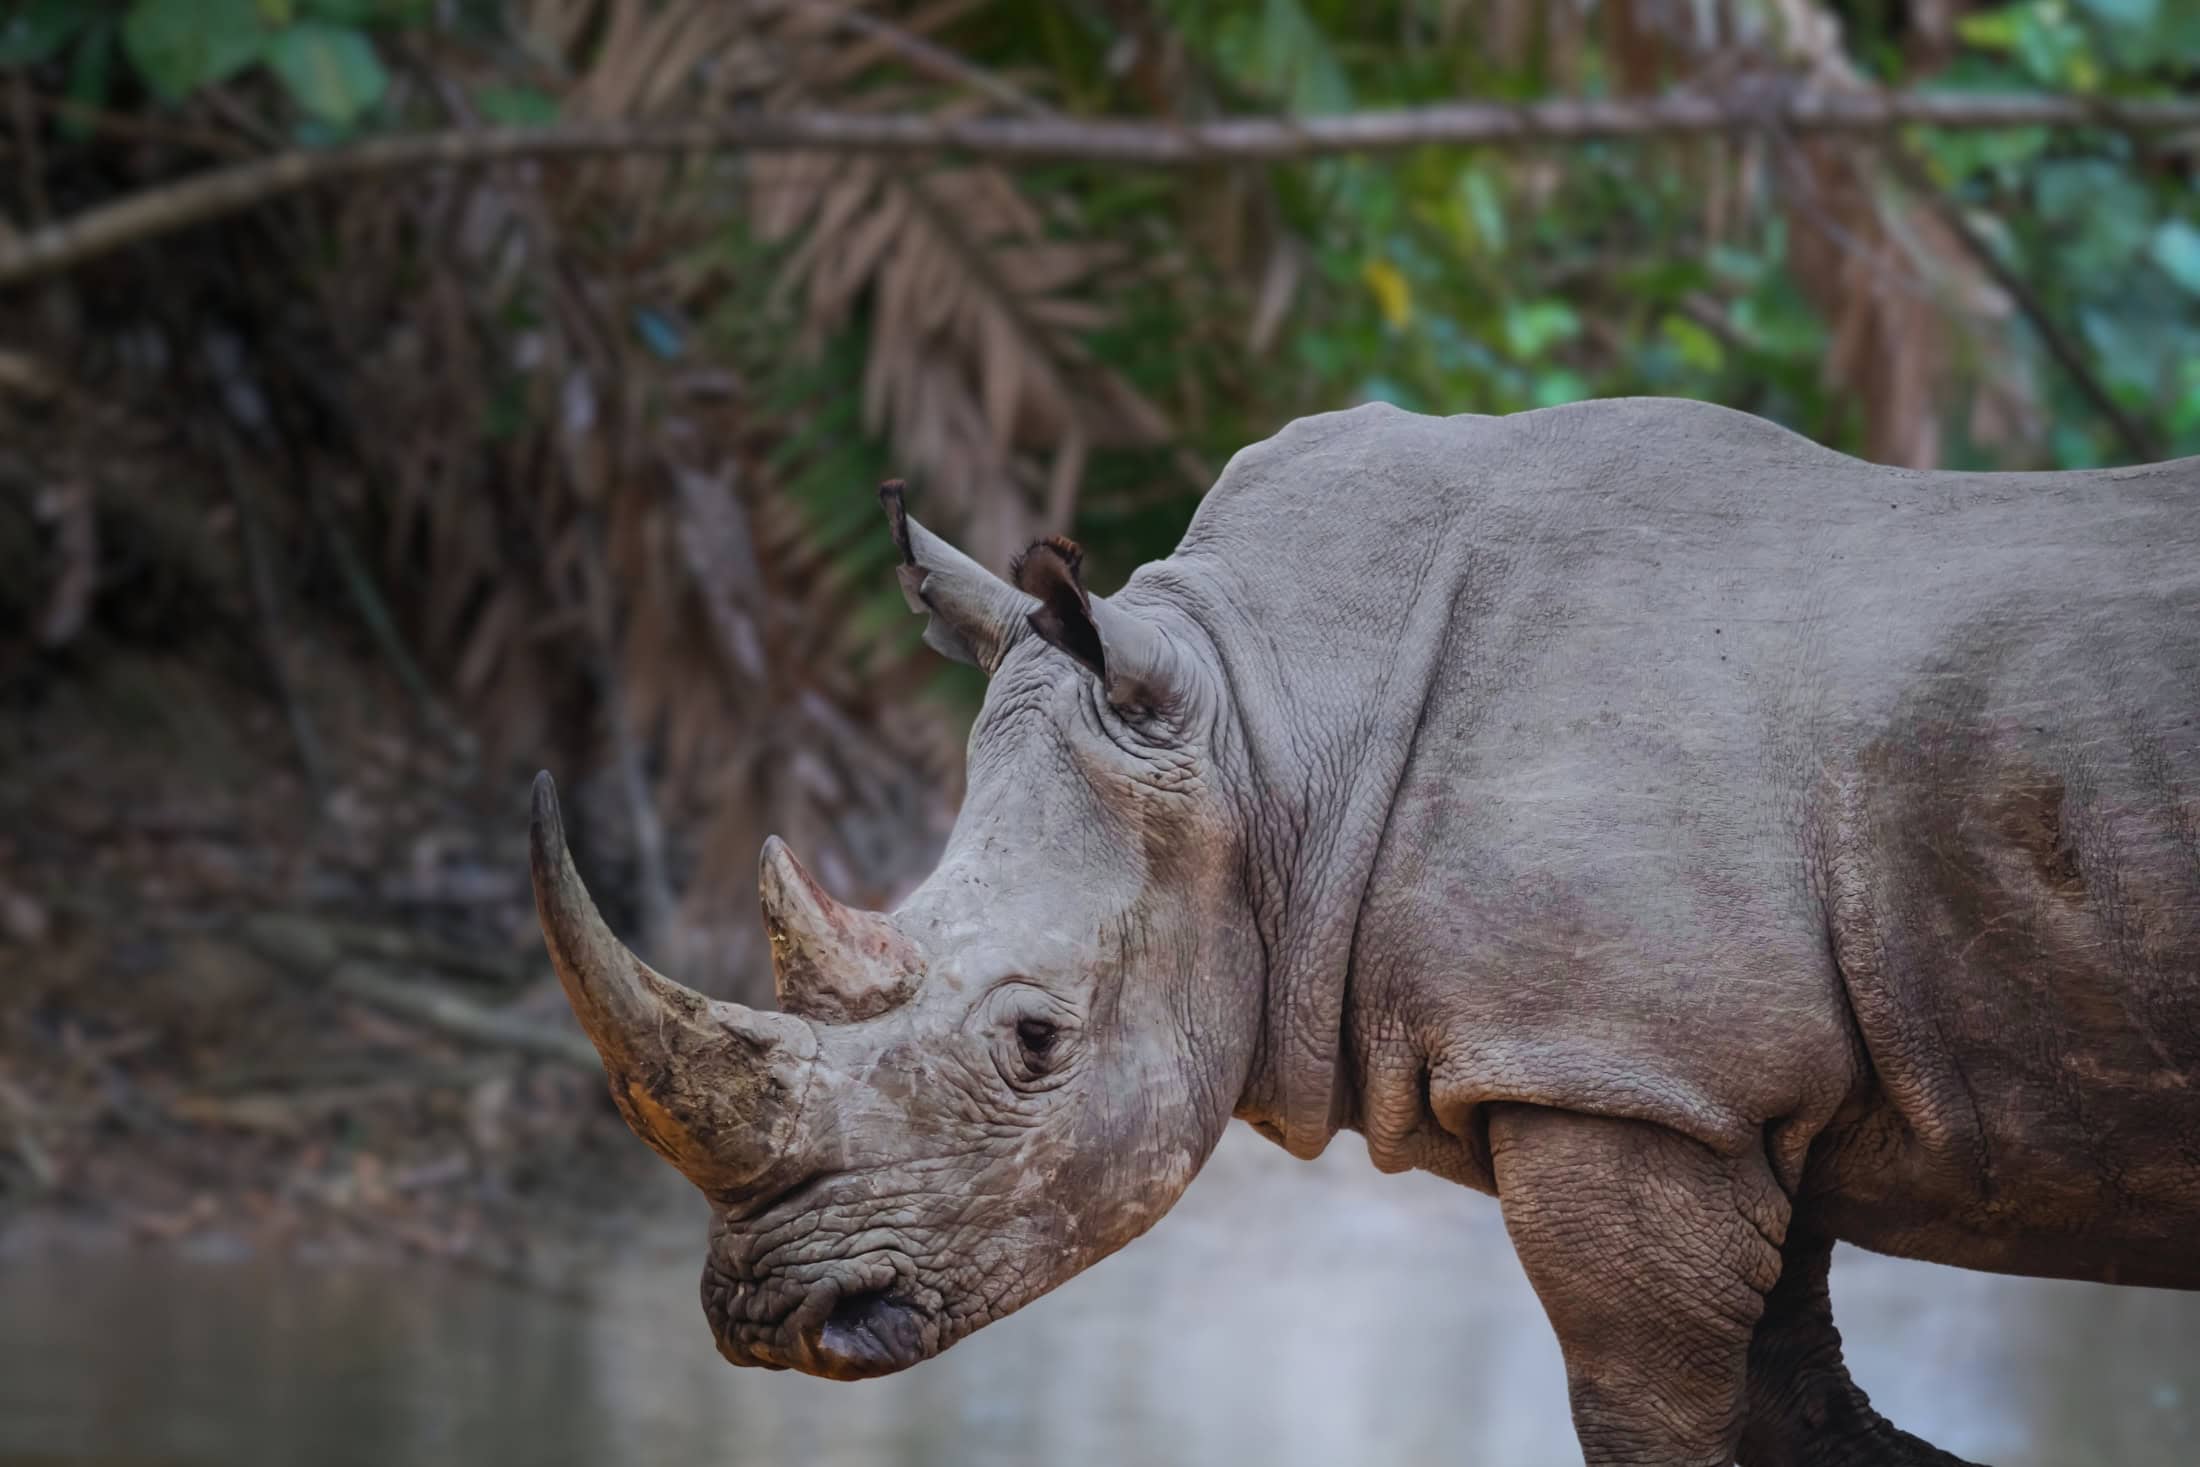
[61,21,116,139]
[265,21,387,125]
[1502,301,1580,359]
[2170,361,2200,440]
[1458,166,1505,253]
[2148,219,2200,297]
[302,0,422,22]
[1957,1,2092,84]
[122,0,267,102]
[1661,314,1726,374]
[1707,246,1769,288]
[300,0,378,18]
[2051,422,2104,469]
[1237,0,1353,114]
[475,84,559,126]
[1955,7,2024,50]
[1531,370,1589,408]
[1358,375,1418,410]
[1361,257,1411,328]
[290,116,351,148]
[2074,0,2157,27]
[0,0,92,66]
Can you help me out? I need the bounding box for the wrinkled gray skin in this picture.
[532,398,2199,1466]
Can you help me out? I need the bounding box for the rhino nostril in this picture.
[813,1287,926,1376]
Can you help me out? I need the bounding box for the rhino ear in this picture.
[1010,536,1176,714]
[879,481,1034,674]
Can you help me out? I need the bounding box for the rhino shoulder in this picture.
[1206,398,1854,513]
[1211,399,1472,480]
[1186,402,1499,533]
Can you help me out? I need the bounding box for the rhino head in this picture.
[530,483,1263,1379]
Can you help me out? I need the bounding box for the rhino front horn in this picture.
[530,772,815,1198]
[760,836,922,1022]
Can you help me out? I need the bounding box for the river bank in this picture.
[0,638,666,1283]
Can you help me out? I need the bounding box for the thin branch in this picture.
[240,913,593,1067]
[15,91,256,156]
[300,466,473,758]
[830,8,1057,116]
[0,1064,58,1193]
[1766,130,1945,306]
[217,436,329,798]
[3,88,2197,289]
[576,515,680,959]
[1882,147,2161,463]
[10,74,50,225]
[327,961,600,1069]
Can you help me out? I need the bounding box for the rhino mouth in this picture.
[704,1253,944,1380]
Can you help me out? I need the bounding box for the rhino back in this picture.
[1182,398,2199,1279]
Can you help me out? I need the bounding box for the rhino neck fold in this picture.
[1169,404,1506,1159]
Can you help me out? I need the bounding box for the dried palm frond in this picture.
[753,151,1170,559]
[255,0,1016,999]
[1759,0,2035,465]
[1555,0,2036,467]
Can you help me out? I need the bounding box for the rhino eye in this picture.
[1015,1017,1060,1060]
[985,988,1076,1090]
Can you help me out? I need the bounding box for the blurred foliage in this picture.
[8,1,2194,551]
[2,0,416,129]
[1139,0,2199,479]
[2,0,2195,1000]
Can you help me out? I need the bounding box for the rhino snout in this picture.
[704,1244,944,1380]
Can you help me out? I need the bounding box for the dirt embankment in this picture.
[0,632,663,1282]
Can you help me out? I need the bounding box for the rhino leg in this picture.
[1736,1229,1982,1467]
[1490,1106,1789,1467]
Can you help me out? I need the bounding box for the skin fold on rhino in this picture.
[531,398,2199,1467]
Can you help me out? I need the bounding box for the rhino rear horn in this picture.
[760,837,922,1022]
[879,480,1035,673]
[530,772,815,1199]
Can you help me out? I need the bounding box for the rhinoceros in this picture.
[529,397,2199,1467]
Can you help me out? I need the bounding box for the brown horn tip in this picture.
[529,769,567,900]
[530,772,816,1198]
[530,769,654,1054]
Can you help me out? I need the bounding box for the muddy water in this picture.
[2,1129,2195,1467]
